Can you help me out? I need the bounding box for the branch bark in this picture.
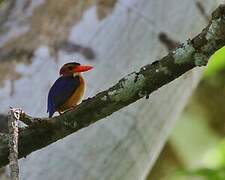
[8,108,20,180]
[0,4,224,169]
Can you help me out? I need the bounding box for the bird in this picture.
[47,62,93,117]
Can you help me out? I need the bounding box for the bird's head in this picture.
[59,62,93,76]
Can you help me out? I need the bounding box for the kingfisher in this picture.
[47,62,93,117]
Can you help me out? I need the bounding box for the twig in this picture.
[0,4,224,168]
[8,107,21,180]
[158,32,181,51]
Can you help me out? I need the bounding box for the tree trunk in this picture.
[0,0,218,179]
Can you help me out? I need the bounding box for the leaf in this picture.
[204,46,225,78]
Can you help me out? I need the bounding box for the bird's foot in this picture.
[58,106,77,116]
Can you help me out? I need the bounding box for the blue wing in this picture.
[47,76,80,117]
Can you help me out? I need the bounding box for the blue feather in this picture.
[47,76,80,117]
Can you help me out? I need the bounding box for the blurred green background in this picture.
[148,46,225,180]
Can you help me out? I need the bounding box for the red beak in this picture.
[73,65,93,72]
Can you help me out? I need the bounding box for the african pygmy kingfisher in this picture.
[47,62,93,117]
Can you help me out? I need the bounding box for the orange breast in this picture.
[58,75,85,112]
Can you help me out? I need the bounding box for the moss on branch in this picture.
[0,4,224,168]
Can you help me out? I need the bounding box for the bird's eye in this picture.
[68,66,73,70]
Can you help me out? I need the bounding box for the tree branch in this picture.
[8,108,20,180]
[0,5,224,168]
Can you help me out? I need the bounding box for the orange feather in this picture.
[57,75,85,113]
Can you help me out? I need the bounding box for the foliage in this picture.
[175,140,225,180]
[204,140,225,169]
[176,168,225,180]
[204,46,225,78]
[172,46,225,180]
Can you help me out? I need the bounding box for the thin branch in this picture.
[0,4,224,168]
[8,108,21,180]
[158,32,181,51]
